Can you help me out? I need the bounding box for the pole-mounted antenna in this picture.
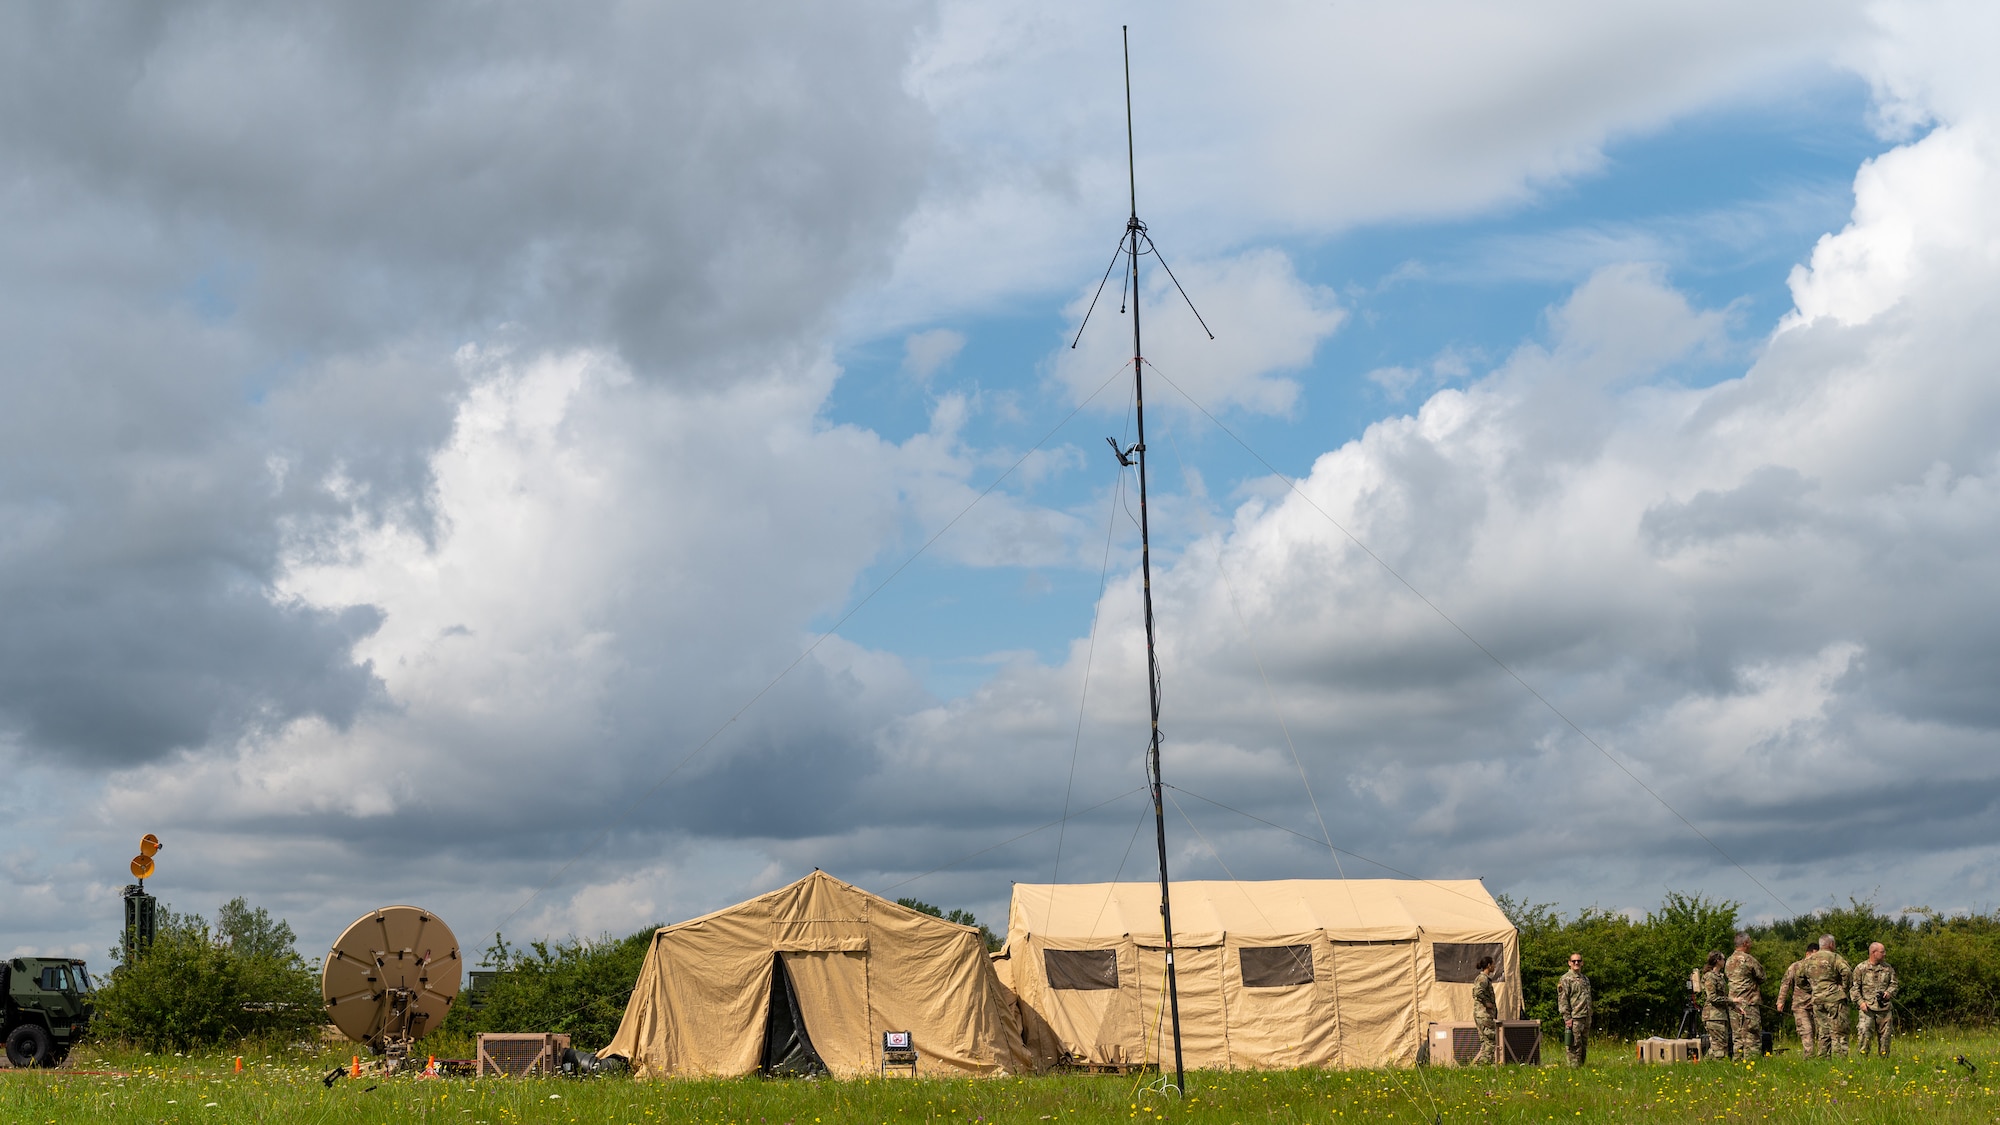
[1069,30,1212,1090]
[1115,23,1189,1095]
[1071,29,1213,351]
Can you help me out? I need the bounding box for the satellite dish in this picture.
[130,855,155,879]
[321,906,462,1066]
[139,834,161,857]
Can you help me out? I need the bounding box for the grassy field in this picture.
[5,1030,1997,1124]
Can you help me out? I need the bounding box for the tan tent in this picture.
[602,870,1033,1078]
[1000,879,1520,1071]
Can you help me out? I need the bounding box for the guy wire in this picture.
[1164,790,1278,933]
[1167,785,1516,913]
[1142,358,1791,915]
[1164,789,1442,1125]
[1160,426,1359,923]
[1088,805,1155,939]
[883,787,1147,894]
[1047,392,1135,934]
[488,360,1138,940]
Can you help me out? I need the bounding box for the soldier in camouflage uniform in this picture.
[1776,945,1819,1057]
[1556,952,1592,1066]
[1471,955,1501,1065]
[1701,951,1731,1061]
[1803,934,1854,1058]
[1725,932,1765,1060]
[1851,942,1898,1057]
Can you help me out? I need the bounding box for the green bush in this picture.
[1507,891,2000,1039]
[88,898,321,1051]
[1507,890,1740,1037]
[438,926,657,1052]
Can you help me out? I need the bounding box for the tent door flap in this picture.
[760,953,827,1077]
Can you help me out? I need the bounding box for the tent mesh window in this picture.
[1239,945,1314,987]
[1043,948,1119,990]
[1432,942,1505,983]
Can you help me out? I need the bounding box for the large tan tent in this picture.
[602,870,1033,1078]
[999,879,1520,1071]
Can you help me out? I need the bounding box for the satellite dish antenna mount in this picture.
[321,906,462,1074]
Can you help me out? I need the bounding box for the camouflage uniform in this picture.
[1725,948,1765,1060]
[1803,948,1853,1059]
[1701,967,1732,1061]
[1471,968,1500,1065]
[1778,958,1817,1057]
[1851,959,1898,1057]
[1556,968,1592,1066]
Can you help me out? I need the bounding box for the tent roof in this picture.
[1009,878,1509,943]
[651,869,985,939]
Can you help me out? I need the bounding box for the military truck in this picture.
[2,957,94,1067]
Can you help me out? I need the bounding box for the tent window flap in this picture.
[1432,942,1505,983]
[1044,948,1119,990]
[1239,945,1315,988]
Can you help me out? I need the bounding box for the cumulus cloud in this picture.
[11,2,2000,963]
[0,1,931,772]
[870,171,2000,921]
[866,0,1867,331]
[78,345,1016,943]
[0,0,941,953]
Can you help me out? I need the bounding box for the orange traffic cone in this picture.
[352,1055,361,1078]
[234,1056,243,1073]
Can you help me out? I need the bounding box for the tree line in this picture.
[96,892,2000,1053]
[1506,892,2000,1038]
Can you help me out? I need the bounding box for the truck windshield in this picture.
[72,964,94,993]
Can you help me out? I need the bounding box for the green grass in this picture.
[7,1030,1999,1124]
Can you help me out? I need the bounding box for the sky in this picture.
[5,0,2000,966]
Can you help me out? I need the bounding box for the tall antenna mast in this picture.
[1072,26,1209,1092]
[1121,25,1187,1095]
[1078,24,1169,1094]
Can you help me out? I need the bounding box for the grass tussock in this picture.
[6,1029,2000,1124]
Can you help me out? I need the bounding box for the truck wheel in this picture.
[5,1024,52,1067]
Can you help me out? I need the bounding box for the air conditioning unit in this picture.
[477,1032,572,1077]
[1423,1021,1542,1066]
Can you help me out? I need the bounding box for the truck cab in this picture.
[2,957,94,1067]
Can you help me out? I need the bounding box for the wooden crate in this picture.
[477,1033,571,1077]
